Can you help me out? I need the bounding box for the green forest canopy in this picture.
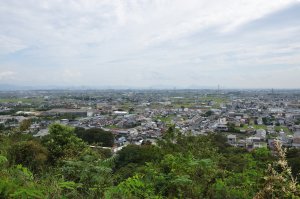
[0,124,299,198]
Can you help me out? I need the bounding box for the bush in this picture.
[74,127,114,147]
[115,144,162,169]
[42,124,87,164]
[8,140,48,172]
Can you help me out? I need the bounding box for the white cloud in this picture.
[0,71,16,80]
[0,35,27,54]
[63,69,81,78]
[0,0,300,88]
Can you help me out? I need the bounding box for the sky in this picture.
[0,0,300,89]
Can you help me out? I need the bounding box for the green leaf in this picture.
[0,155,8,166]
[10,188,44,199]
[58,181,78,190]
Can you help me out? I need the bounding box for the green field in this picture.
[274,126,292,134]
[237,124,292,134]
[0,98,44,103]
[154,115,175,123]
[104,125,118,129]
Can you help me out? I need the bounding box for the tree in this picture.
[42,124,87,163]
[19,119,31,132]
[105,175,159,199]
[0,163,45,198]
[0,123,5,132]
[286,148,300,179]
[204,110,213,117]
[74,127,114,147]
[0,155,80,198]
[129,107,134,114]
[161,125,177,142]
[61,154,115,197]
[8,140,48,172]
[115,144,162,169]
[254,140,300,198]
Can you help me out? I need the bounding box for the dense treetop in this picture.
[0,124,299,198]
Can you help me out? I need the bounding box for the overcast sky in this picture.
[1,0,300,89]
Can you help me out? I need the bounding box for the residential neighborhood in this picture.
[1,89,300,152]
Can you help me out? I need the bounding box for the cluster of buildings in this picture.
[1,89,300,151]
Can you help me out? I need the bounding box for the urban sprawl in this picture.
[1,89,300,152]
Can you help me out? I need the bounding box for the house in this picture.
[42,109,88,117]
[216,124,228,132]
[237,140,246,148]
[257,117,263,125]
[60,119,69,125]
[256,129,266,139]
[227,134,237,145]
[116,136,127,146]
[113,111,128,115]
[246,136,266,150]
[292,126,300,148]
[29,123,40,133]
[33,129,49,138]
[215,118,228,131]
[246,136,261,143]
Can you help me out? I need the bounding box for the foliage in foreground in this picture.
[0,124,299,198]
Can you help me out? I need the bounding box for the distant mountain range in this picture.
[0,84,34,91]
[0,84,298,91]
[0,84,79,91]
[0,84,217,91]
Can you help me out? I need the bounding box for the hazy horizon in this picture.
[1,1,300,89]
[2,83,300,91]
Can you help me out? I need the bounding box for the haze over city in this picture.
[1,0,300,89]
